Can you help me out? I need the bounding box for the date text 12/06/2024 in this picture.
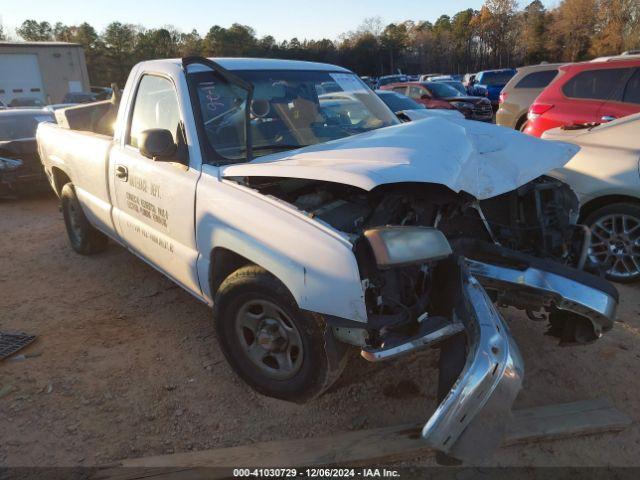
[232,468,401,477]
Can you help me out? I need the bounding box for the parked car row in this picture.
[380,81,493,122]
[361,69,516,119]
[525,57,640,136]
[495,53,640,281]
[497,53,640,135]
[375,90,465,121]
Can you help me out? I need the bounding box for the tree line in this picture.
[4,0,640,87]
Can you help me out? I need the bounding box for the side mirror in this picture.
[421,94,431,100]
[139,129,177,160]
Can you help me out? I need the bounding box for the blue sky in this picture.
[2,0,556,41]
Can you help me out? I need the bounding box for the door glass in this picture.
[128,75,180,148]
[408,86,424,99]
[623,69,640,105]
[515,70,558,89]
[562,68,629,101]
[392,86,408,95]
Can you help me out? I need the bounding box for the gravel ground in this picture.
[0,194,639,467]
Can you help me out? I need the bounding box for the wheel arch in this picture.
[50,166,72,197]
[514,113,528,131]
[197,228,367,323]
[209,247,257,298]
[579,195,640,223]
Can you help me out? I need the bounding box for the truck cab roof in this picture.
[139,57,352,73]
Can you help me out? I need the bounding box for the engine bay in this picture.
[230,175,596,347]
[232,175,583,261]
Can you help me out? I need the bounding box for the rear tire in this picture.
[583,203,640,283]
[61,183,108,255]
[213,265,348,403]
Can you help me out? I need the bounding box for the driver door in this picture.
[110,73,202,296]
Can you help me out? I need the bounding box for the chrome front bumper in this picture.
[421,270,524,461]
[466,259,617,336]
[358,250,617,462]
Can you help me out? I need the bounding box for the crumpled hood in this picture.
[221,116,580,200]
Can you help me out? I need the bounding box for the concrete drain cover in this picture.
[0,332,36,361]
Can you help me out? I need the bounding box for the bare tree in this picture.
[547,0,598,61]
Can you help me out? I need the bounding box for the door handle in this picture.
[601,115,617,122]
[115,165,128,181]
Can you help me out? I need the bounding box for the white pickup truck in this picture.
[37,57,618,463]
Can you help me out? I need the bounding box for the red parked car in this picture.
[381,82,454,110]
[525,58,640,137]
[381,82,493,121]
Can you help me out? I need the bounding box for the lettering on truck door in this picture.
[109,73,202,296]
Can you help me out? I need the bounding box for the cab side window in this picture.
[128,75,181,148]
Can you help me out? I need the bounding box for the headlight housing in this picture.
[364,226,452,269]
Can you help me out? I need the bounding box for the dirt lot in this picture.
[1,194,639,467]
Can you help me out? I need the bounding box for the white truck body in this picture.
[37,57,618,463]
[37,58,578,321]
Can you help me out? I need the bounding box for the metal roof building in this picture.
[0,41,90,105]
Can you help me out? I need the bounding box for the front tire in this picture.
[61,183,108,255]
[583,203,640,283]
[213,265,348,403]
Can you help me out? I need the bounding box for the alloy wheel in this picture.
[589,213,640,280]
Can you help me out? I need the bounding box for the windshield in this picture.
[189,69,399,162]
[0,114,53,141]
[378,91,425,112]
[425,82,463,98]
[444,81,467,95]
[478,71,515,86]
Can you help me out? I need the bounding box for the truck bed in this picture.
[53,98,119,137]
[37,109,117,236]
